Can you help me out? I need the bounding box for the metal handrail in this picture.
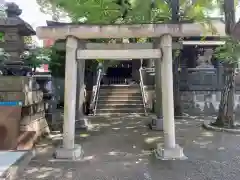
[90,69,102,115]
[139,67,148,116]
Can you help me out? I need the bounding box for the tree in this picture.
[211,0,238,128]
[36,0,67,21]
[212,38,240,127]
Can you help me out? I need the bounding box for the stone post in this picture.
[55,36,83,160]
[150,38,163,130]
[154,56,163,127]
[76,53,91,129]
[155,34,186,160]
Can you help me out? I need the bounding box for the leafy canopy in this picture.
[37,0,219,24]
[214,38,240,64]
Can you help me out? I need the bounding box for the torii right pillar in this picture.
[155,34,187,160]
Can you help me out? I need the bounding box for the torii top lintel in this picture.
[36,23,225,40]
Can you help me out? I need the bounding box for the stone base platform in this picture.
[54,144,84,161]
[155,144,187,160]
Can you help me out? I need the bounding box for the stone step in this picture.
[96,113,146,116]
[96,108,145,114]
[99,92,142,96]
[99,89,141,93]
[100,85,140,90]
[97,99,143,105]
[98,96,142,101]
[97,104,144,109]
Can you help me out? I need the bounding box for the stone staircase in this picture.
[96,85,145,116]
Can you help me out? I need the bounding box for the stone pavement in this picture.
[18,115,240,180]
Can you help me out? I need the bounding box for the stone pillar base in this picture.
[54,144,84,160]
[75,117,93,130]
[149,118,163,131]
[154,144,187,160]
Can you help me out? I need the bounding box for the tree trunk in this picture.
[213,63,235,128]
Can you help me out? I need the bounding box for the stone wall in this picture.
[145,86,240,119]
[180,91,240,117]
[0,76,49,150]
[142,68,240,118]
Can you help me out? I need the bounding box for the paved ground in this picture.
[18,115,240,180]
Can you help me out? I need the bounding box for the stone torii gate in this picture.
[36,23,219,160]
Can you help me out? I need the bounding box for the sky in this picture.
[4,0,240,46]
[5,0,52,29]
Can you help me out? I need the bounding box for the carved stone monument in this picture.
[196,49,214,68]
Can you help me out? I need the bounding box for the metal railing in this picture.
[102,76,131,85]
[139,67,148,115]
[89,69,102,115]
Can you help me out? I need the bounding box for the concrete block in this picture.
[149,118,163,131]
[0,76,38,92]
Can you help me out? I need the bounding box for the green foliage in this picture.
[51,0,122,23]
[36,0,66,21]
[48,47,101,77]
[48,47,66,77]
[21,48,51,69]
[214,38,240,64]
[38,0,218,24]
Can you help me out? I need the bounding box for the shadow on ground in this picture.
[18,115,240,180]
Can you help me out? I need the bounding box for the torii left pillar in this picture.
[55,36,83,160]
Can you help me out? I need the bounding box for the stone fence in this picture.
[141,68,240,118]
